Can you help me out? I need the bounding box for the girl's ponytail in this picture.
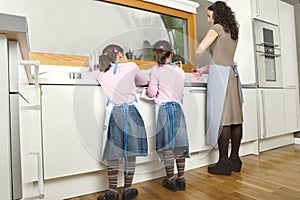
[153,40,173,66]
[99,54,112,72]
[98,44,124,72]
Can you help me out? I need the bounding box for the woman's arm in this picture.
[193,29,218,71]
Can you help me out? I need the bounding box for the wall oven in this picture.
[254,19,282,88]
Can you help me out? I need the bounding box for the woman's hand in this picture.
[191,65,209,82]
[198,65,209,76]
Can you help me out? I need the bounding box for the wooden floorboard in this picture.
[66,144,300,200]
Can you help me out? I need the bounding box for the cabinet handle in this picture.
[21,105,41,110]
[261,91,267,138]
[189,89,205,93]
[25,152,45,200]
[255,0,260,17]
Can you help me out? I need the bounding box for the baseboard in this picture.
[259,133,294,152]
[295,137,300,144]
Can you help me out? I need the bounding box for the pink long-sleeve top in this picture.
[97,62,148,104]
[146,64,185,105]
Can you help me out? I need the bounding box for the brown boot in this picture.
[230,157,242,172]
[208,158,232,175]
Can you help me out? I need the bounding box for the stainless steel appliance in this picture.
[0,13,42,200]
[253,19,282,88]
[8,42,42,200]
[9,40,24,200]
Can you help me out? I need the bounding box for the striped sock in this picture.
[163,149,175,181]
[107,159,119,191]
[124,156,136,190]
[176,156,186,180]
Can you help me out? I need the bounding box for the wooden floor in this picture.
[67,144,300,200]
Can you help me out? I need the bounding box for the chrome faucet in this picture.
[89,50,99,71]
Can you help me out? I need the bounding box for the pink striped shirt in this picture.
[97,62,148,104]
[146,64,185,104]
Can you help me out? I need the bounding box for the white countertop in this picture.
[38,77,207,87]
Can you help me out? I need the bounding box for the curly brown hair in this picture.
[208,1,239,40]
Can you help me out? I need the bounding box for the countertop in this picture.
[38,78,208,87]
[38,78,256,88]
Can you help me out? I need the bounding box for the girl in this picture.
[97,44,148,200]
[146,40,189,192]
[193,1,243,175]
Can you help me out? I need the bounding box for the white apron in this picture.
[101,99,141,161]
[206,65,232,147]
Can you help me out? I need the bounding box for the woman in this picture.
[193,1,243,175]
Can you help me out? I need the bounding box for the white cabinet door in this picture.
[283,89,299,133]
[258,89,285,138]
[135,91,158,164]
[297,89,300,131]
[182,87,209,152]
[228,0,256,85]
[279,1,299,88]
[251,0,279,25]
[41,85,106,180]
[241,89,258,143]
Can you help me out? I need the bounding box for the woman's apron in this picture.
[206,64,243,147]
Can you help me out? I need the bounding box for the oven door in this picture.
[254,20,283,88]
[256,46,282,88]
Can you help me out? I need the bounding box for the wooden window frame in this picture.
[30,0,197,72]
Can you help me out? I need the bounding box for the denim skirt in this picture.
[156,102,189,158]
[103,104,148,161]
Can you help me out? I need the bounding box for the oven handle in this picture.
[256,51,281,58]
[256,42,280,48]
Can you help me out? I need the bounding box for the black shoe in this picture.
[176,178,186,190]
[122,188,138,200]
[97,191,119,200]
[208,159,232,175]
[230,157,242,172]
[162,179,178,192]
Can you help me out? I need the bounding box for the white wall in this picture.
[0,0,168,56]
[195,0,256,84]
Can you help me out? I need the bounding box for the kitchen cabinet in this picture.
[251,0,279,25]
[41,85,105,180]
[258,89,285,139]
[279,1,299,88]
[182,87,209,152]
[241,89,258,142]
[297,89,300,131]
[134,90,159,164]
[228,0,256,85]
[283,89,299,133]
